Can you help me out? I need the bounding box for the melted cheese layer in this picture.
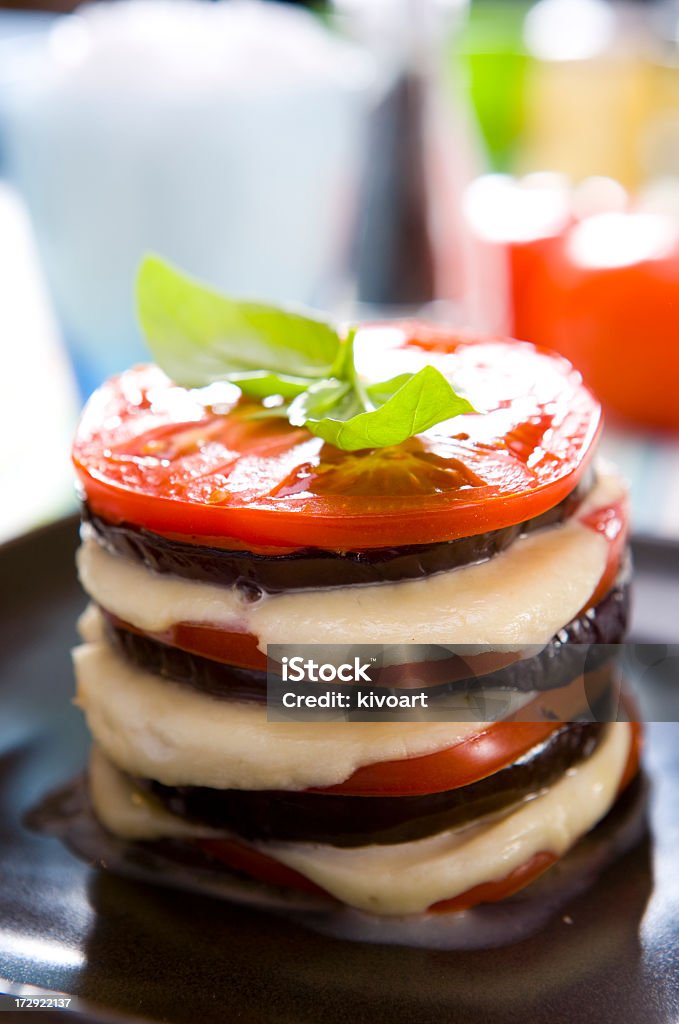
[89,745,220,841]
[268,724,630,914]
[76,470,624,652]
[88,724,631,916]
[74,637,491,789]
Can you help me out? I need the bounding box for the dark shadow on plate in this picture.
[72,837,656,1024]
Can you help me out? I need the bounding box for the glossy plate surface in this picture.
[0,517,677,1024]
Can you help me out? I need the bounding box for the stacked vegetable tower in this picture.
[70,258,641,936]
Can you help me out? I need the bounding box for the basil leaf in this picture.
[137,254,341,387]
[136,255,479,452]
[365,373,415,405]
[303,366,476,451]
[226,371,311,400]
[288,378,355,424]
[329,327,357,381]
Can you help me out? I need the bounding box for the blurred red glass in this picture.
[466,175,679,433]
[512,211,679,433]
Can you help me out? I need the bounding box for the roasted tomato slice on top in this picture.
[73,324,601,550]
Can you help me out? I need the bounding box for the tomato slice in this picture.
[73,325,601,549]
[429,851,558,913]
[313,672,621,798]
[579,495,629,612]
[310,723,560,797]
[196,838,330,898]
[107,614,530,679]
[619,721,642,793]
[108,615,268,672]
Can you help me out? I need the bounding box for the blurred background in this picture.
[1,0,678,542]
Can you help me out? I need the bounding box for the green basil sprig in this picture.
[137,255,476,452]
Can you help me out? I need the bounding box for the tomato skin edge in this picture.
[308,723,561,797]
[72,333,603,550]
[74,444,599,550]
[195,838,331,898]
[429,851,558,913]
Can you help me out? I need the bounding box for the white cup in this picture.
[1,0,376,395]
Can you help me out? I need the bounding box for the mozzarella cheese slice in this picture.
[74,636,493,789]
[89,745,220,841]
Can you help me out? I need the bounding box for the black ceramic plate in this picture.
[0,517,678,1024]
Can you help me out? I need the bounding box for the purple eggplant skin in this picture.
[82,474,589,596]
